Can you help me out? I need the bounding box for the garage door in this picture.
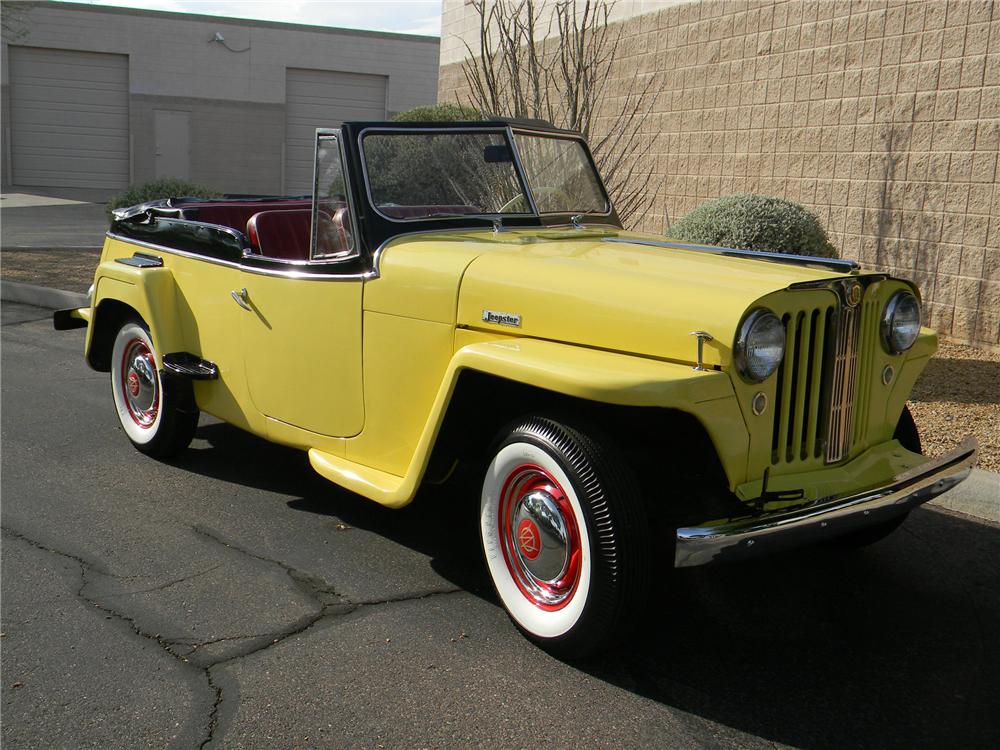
[8,46,129,190]
[285,68,387,194]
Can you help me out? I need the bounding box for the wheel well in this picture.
[88,300,143,372]
[426,370,743,525]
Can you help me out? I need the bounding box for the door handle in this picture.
[231,288,252,311]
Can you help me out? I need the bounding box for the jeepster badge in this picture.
[482,309,522,327]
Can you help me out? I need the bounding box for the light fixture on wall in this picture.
[208,31,251,53]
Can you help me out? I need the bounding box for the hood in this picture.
[456,229,848,368]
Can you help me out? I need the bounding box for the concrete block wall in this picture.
[439,0,1000,349]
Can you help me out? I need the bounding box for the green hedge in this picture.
[106,178,221,219]
[666,193,838,259]
[391,103,482,123]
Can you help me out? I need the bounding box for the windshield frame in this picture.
[356,124,613,224]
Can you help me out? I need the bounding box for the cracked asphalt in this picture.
[3,300,1000,749]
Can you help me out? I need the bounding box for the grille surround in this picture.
[768,279,875,469]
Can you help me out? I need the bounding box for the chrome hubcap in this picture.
[121,339,159,427]
[498,464,581,610]
[512,489,570,581]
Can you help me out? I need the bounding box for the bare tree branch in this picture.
[459,0,659,225]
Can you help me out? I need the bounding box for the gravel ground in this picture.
[1,248,100,293]
[3,248,996,471]
[909,342,1000,472]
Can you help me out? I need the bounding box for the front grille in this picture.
[770,289,872,467]
[771,304,834,464]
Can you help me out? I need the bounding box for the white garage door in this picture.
[8,46,129,190]
[285,68,387,194]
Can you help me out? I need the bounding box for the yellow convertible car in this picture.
[56,120,978,656]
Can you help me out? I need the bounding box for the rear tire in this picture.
[479,416,651,658]
[111,320,198,458]
[828,405,922,548]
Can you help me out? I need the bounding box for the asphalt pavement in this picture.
[1,192,109,249]
[3,300,1000,749]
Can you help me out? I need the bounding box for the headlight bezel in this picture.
[881,291,921,354]
[735,308,786,384]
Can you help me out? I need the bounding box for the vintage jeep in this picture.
[56,120,978,657]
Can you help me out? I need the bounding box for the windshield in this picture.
[360,129,609,221]
[513,134,608,214]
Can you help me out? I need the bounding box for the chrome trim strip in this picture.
[602,237,860,273]
[105,232,372,281]
[674,436,979,567]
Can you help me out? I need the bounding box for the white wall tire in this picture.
[480,416,651,657]
[110,320,198,457]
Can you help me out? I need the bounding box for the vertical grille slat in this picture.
[805,308,829,459]
[774,315,796,463]
[790,313,812,460]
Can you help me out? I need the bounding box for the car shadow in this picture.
[181,421,1000,749]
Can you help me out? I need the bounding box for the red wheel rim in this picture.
[120,337,159,428]
[497,463,582,611]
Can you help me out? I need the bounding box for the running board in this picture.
[162,352,219,380]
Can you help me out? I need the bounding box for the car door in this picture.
[237,131,365,437]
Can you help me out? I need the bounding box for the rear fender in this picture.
[87,262,184,369]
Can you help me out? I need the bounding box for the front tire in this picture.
[110,320,198,458]
[480,416,651,658]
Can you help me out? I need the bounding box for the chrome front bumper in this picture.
[675,436,979,568]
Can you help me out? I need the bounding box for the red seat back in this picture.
[246,210,313,261]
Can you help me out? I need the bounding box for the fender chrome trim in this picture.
[675,436,979,567]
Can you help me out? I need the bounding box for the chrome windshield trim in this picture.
[602,237,861,273]
[674,436,979,567]
[106,233,372,281]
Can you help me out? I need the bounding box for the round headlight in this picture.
[735,309,785,382]
[881,292,921,353]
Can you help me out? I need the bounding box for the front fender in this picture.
[310,338,750,508]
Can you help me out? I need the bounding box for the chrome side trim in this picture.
[105,233,373,281]
[674,436,979,567]
[602,237,860,273]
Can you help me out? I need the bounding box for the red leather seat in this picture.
[246,210,313,261]
[188,200,312,232]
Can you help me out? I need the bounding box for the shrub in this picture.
[106,178,221,219]
[666,193,838,259]
[391,103,482,123]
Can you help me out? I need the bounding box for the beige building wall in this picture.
[440,0,1000,349]
[2,1,439,195]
